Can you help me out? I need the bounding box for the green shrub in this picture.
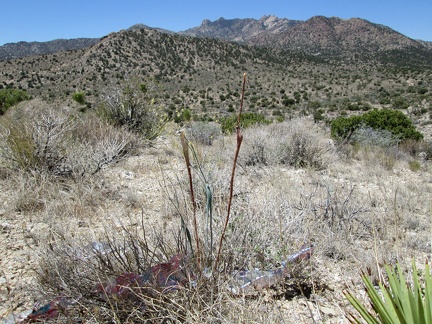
[72,91,86,105]
[220,112,271,134]
[0,88,30,115]
[408,160,421,172]
[331,109,423,142]
[174,108,192,123]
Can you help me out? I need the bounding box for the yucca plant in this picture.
[178,73,246,271]
[345,259,432,324]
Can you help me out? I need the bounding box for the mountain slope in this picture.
[181,15,432,66]
[250,16,426,55]
[180,15,302,42]
[0,38,100,60]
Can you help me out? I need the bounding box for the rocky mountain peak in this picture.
[201,19,211,26]
[180,15,302,42]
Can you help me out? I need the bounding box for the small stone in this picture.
[0,222,12,233]
[320,306,338,316]
[30,223,50,237]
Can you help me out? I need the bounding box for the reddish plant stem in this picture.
[215,73,246,269]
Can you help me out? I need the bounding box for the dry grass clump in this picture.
[185,121,222,146]
[32,206,318,322]
[240,118,337,170]
[33,222,208,321]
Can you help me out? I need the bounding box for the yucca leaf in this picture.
[363,275,399,324]
[377,283,402,324]
[344,290,380,324]
[410,260,423,323]
[347,261,432,324]
[424,263,432,323]
[180,215,194,256]
[386,263,412,323]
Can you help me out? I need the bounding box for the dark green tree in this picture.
[331,109,423,142]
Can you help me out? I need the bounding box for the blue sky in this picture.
[2,0,431,45]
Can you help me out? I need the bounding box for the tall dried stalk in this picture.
[214,73,246,269]
[180,131,201,265]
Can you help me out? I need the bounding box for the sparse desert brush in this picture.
[65,113,140,178]
[0,101,70,173]
[0,99,140,179]
[5,71,432,322]
[186,121,222,146]
[240,118,336,170]
[98,78,167,140]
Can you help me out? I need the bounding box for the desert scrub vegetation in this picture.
[239,118,336,170]
[2,111,432,322]
[185,121,222,146]
[220,111,271,133]
[0,99,139,178]
[2,75,432,322]
[26,113,432,322]
[98,79,167,140]
[3,74,319,322]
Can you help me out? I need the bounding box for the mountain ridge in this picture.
[181,15,432,63]
[179,15,303,42]
[1,15,431,62]
[0,38,100,60]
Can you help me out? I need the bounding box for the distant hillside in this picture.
[0,38,100,61]
[2,15,431,66]
[127,24,175,34]
[249,16,431,63]
[181,16,432,66]
[1,26,430,132]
